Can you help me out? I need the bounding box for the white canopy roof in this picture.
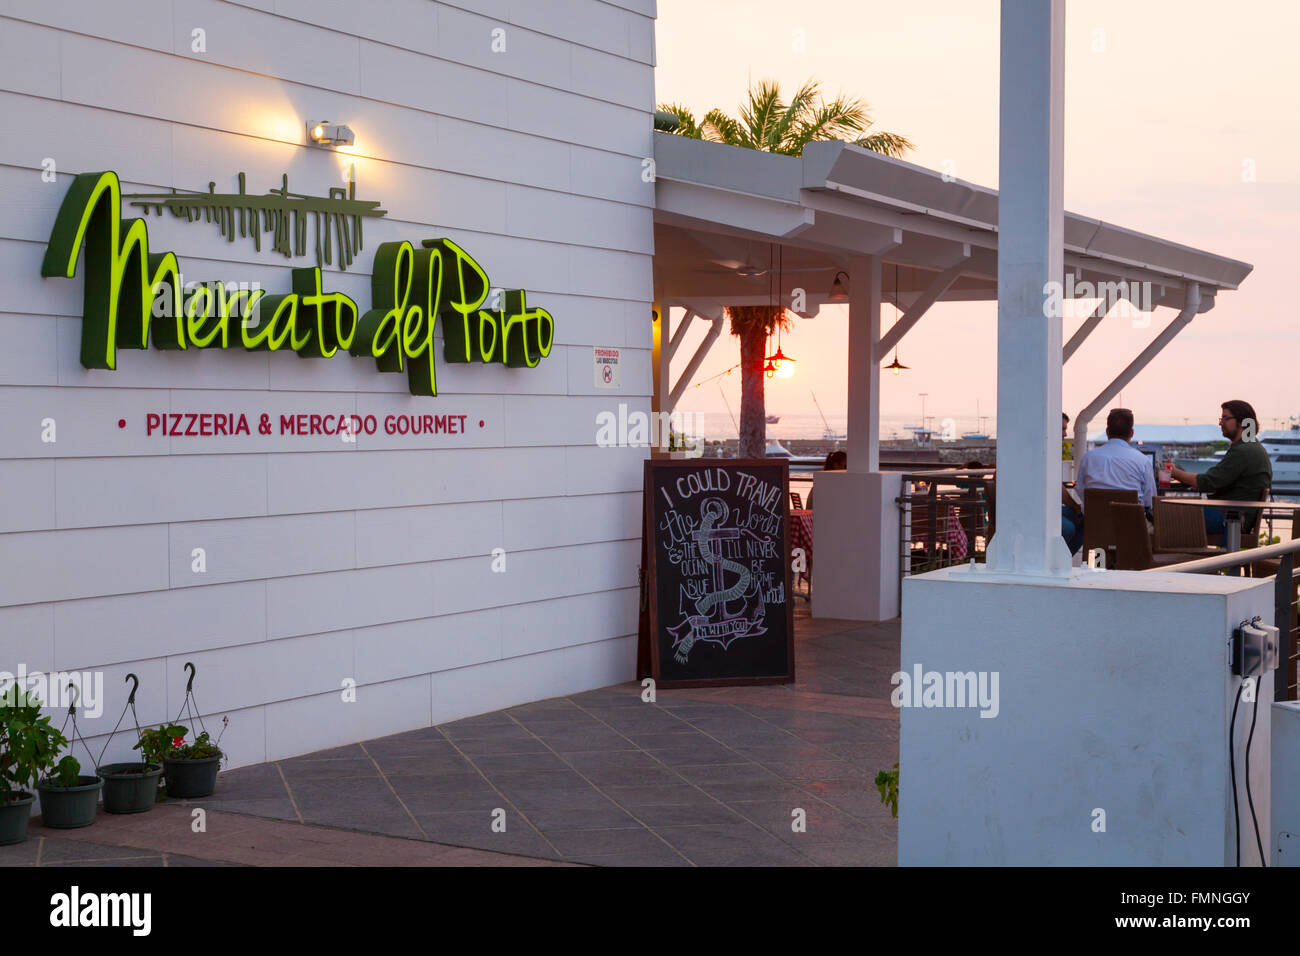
[653,133,1253,315]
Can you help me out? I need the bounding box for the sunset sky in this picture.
[655,0,1300,434]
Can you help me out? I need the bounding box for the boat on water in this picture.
[962,400,990,440]
[765,414,780,424]
[810,390,846,441]
[1174,426,1300,489]
[903,425,933,447]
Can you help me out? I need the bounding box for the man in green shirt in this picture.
[1169,399,1272,536]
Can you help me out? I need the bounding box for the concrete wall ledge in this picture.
[900,567,1273,865]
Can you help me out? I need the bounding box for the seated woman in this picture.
[806,450,846,510]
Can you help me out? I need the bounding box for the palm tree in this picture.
[660,80,912,458]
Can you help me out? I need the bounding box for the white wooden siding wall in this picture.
[0,0,657,765]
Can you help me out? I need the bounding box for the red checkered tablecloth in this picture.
[946,505,968,560]
[909,502,968,561]
[790,508,814,574]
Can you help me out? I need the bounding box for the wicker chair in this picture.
[1107,502,1206,567]
[1081,488,1139,567]
[1112,502,1203,570]
[1250,512,1300,578]
[1153,498,1219,557]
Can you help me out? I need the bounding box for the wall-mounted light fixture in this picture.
[827,271,849,303]
[308,121,355,147]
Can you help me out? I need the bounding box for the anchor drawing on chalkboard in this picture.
[669,498,768,664]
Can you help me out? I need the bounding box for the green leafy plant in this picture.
[173,731,222,760]
[134,722,225,762]
[133,724,187,765]
[0,685,69,801]
[875,762,899,818]
[46,755,83,788]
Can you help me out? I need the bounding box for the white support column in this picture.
[847,255,881,472]
[813,254,899,621]
[986,0,1071,576]
[899,0,1268,870]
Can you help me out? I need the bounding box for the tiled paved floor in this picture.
[1,613,900,867]
[0,831,239,867]
[5,804,570,867]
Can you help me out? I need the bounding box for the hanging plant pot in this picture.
[0,792,36,846]
[163,755,221,798]
[99,763,164,814]
[36,775,102,829]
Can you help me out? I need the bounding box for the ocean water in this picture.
[683,411,994,441]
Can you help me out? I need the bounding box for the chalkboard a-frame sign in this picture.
[638,458,795,688]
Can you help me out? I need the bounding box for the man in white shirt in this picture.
[1076,408,1156,513]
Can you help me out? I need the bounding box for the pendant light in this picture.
[882,263,909,375]
[764,245,796,378]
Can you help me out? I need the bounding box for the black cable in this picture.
[1229,675,1243,866]
[1245,676,1266,866]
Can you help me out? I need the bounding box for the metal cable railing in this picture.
[897,470,995,602]
[1149,537,1300,702]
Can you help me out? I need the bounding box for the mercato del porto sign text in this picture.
[42,171,554,396]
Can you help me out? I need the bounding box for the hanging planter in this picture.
[136,663,228,800]
[0,792,35,846]
[163,753,222,799]
[36,761,102,830]
[134,724,222,799]
[99,762,164,814]
[96,673,169,812]
[0,790,35,842]
[37,683,104,830]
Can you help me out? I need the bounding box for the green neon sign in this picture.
[124,171,387,271]
[41,171,553,396]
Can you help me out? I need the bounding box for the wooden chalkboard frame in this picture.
[638,458,795,689]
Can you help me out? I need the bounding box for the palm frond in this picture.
[656,102,703,138]
[726,305,790,337]
[739,80,785,151]
[658,80,913,162]
[769,80,822,154]
[790,98,868,152]
[853,130,915,158]
[701,108,749,147]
